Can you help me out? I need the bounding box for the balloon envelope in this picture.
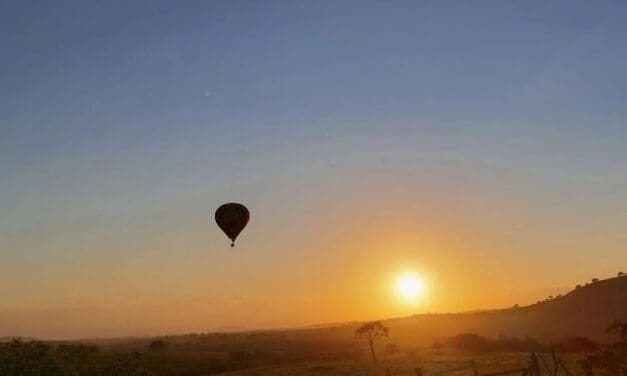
[215,203,249,247]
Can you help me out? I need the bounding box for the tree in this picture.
[0,339,58,375]
[355,321,389,362]
[579,320,626,375]
[148,339,165,351]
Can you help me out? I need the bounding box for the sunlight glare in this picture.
[395,273,426,302]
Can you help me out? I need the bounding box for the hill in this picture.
[146,275,624,351]
[366,275,627,344]
[265,275,627,347]
[69,275,625,349]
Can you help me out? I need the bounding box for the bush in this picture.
[384,343,399,355]
[579,320,627,376]
[431,341,444,349]
[446,333,545,353]
[0,339,58,375]
[149,339,166,351]
[551,337,598,353]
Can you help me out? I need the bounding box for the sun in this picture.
[395,273,426,302]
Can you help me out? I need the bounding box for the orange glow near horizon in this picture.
[1,167,623,340]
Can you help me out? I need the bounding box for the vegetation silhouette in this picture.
[579,320,627,375]
[0,339,147,375]
[148,340,165,352]
[446,333,545,353]
[355,321,389,362]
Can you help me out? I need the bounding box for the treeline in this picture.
[0,339,147,375]
[0,336,362,376]
[0,338,246,375]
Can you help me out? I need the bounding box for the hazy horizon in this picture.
[2,1,626,340]
[2,283,577,340]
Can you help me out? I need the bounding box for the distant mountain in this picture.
[375,275,627,344]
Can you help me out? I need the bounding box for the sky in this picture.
[1,0,626,339]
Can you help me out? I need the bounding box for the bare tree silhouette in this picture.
[355,321,389,362]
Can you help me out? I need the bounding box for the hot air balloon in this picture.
[215,203,249,247]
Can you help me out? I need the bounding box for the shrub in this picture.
[149,339,166,351]
[579,320,626,375]
[551,337,598,353]
[384,343,399,355]
[446,333,545,353]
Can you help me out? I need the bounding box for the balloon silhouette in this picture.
[215,203,249,247]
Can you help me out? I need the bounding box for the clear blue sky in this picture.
[1,1,626,338]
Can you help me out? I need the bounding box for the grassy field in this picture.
[3,316,623,375]
[2,333,592,375]
[217,350,584,375]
